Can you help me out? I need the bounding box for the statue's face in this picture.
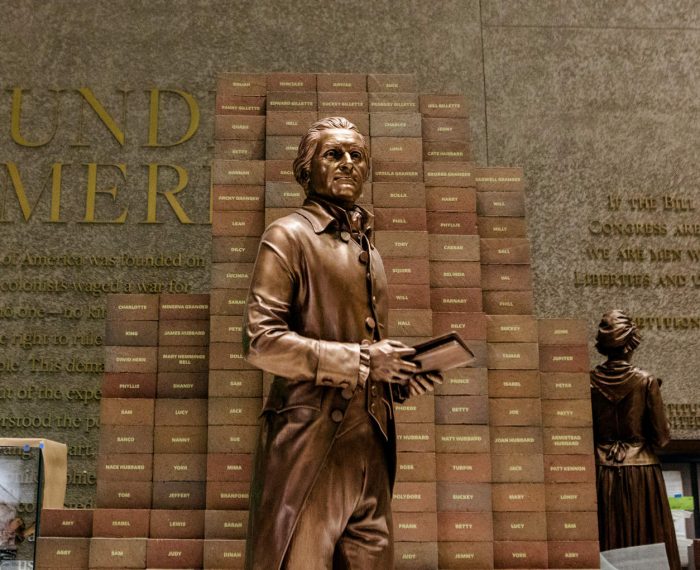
[308,128,368,207]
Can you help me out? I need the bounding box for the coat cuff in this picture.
[315,340,360,390]
[358,344,371,389]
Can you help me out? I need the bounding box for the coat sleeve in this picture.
[243,222,361,389]
[645,375,671,448]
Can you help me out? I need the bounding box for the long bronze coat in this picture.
[243,199,398,570]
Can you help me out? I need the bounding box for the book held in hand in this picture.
[409,332,475,373]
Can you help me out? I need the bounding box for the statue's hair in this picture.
[292,116,369,194]
[595,309,641,357]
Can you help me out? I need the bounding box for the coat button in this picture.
[365,316,376,329]
[370,402,377,413]
[340,231,351,242]
[358,251,369,264]
[370,385,378,396]
[331,410,344,422]
[341,387,353,400]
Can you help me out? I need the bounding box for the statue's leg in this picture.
[282,421,373,570]
[334,422,393,570]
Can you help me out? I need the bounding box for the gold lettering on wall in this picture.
[146,89,200,147]
[82,163,128,223]
[76,88,128,146]
[577,193,700,293]
[145,164,193,224]
[10,88,61,147]
[1,162,63,222]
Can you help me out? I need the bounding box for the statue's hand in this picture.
[407,371,443,396]
[368,339,417,384]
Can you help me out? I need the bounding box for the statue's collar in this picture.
[298,198,373,236]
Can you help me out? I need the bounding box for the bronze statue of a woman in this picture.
[591,309,680,569]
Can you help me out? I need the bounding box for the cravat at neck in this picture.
[348,208,364,236]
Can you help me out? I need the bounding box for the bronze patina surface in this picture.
[243,117,439,569]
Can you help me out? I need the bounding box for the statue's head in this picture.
[293,116,369,207]
[595,309,641,359]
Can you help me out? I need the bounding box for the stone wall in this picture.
[1,0,697,511]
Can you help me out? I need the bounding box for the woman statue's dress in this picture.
[591,358,680,569]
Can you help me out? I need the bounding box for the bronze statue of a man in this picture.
[243,117,439,569]
[591,309,680,569]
